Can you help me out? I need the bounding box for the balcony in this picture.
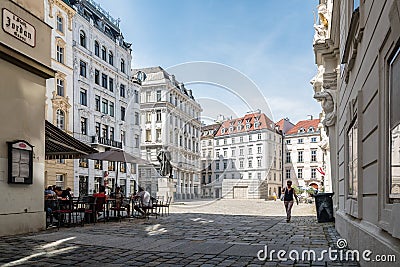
[91,136,122,149]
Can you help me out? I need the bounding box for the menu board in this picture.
[8,140,33,184]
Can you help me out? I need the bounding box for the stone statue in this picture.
[314,89,336,134]
[157,148,173,178]
[310,65,325,92]
[313,3,329,44]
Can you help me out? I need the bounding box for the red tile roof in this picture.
[214,112,275,137]
[286,119,320,135]
[275,118,295,133]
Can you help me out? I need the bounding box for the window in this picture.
[311,150,317,162]
[232,149,235,156]
[108,51,113,65]
[348,118,358,197]
[135,112,139,125]
[239,160,244,168]
[135,135,139,148]
[249,135,252,141]
[390,47,400,197]
[56,109,65,129]
[101,99,108,114]
[56,45,64,63]
[94,41,99,56]
[146,112,151,123]
[258,133,262,140]
[248,159,253,168]
[121,130,126,145]
[248,147,252,154]
[257,146,262,154]
[102,46,106,61]
[80,61,87,77]
[121,106,126,121]
[94,160,102,170]
[102,74,107,88]
[80,117,87,135]
[95,69,100,84]
[311,137,317,143]
[157,90,162,101]
[257,158,261,167]
[56,174,64,188]
[156,110,162,122]
[216,162,220,170]
[298,151,303,163]
[156,129,162,142]
[95,95,100,111]
[311,168,317,179]
[224,139,227,145]
[121,58,125,73]
[223,150,227,157]
[216,174,220,181]
[286,169,291,179]
[109,78,114,92]
[102,125,108,138]
[95,122,100,136]
[286,139,291,144]
[120,84,125,97]
[80,89,87,106]
[110,127,114,140]
[298,138,303,144]
[297,168,303,179]
[80,30,86,47]
[146,129,151,142]
[80,159,88,168]
[223,161,227,169]
[216,150,220,157]
[286,152,291,163]
[134,90,139,103]
[231,137,235,144]
[56,15,63,32]
[248,173,252,179]
[240,136,244,143]
[109,101,114,117]
[56,78,64,96]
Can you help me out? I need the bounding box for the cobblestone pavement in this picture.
[0,200,359,266]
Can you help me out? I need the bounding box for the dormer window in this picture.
[238,120,242,124]
[221,128,226,134]
[308,127,314,132]
[229,126,234,132]
[255,116,260,122]
[254,122,260,128]
[237,125,242,131]
[246,118,251,123]
[298,127,305,133]
[245,123,251,130]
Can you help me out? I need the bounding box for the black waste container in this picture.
[314,193,334,223]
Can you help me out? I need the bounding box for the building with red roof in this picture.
[283,117,324,191]
[200,111,282,199]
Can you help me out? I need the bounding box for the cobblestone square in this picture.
[0,200,359,266]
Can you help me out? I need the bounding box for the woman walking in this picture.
[282,180,298,222]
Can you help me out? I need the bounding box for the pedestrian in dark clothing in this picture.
[282,180,299,222]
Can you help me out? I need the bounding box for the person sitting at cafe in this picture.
[113,186,131,217]
[44,186,56,199]
[93,185,107,200]
[54,186,71,200]
[133,186,152,217]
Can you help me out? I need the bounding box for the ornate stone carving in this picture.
[310,65,325,93]
[314,89,336,134]
[313,3,330,44]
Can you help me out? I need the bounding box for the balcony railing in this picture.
[91,136,122,149]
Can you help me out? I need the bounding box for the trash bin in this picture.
[314,193,334,223]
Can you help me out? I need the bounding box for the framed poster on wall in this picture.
[7,140,33,184]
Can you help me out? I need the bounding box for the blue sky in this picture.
[95,0,321,124]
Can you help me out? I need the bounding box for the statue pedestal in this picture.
[157,176,175,203]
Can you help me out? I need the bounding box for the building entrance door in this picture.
[233,186,248,199]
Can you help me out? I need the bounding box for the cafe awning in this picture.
[45,120,97,160]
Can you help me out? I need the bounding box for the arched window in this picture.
[121,58,125,73]
[108,51,113,65]
[94,41,99,56]
[80,30,86,47]
[56,109,65,129]
[102,46,106,61]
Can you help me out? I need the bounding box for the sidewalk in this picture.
[0,200,359,266]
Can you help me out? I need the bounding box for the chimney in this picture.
[307,115,313,120]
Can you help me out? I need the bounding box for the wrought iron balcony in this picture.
[91,136,122,149]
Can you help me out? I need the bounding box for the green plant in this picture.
[293,185,304,195]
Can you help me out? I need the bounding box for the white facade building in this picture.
[137,67,202,201]
[283,118,326,191]
[200,123,221,198]
[209,111,282,199]
[44,0,76,190]
[71,0,141,196]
